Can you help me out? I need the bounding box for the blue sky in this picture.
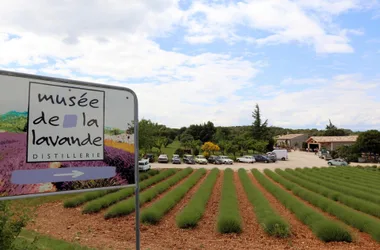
[1,0,380,130]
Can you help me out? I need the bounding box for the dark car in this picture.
[253,155,273,163]
[183,154,195,164]
[172,154,181,164]
[213,156,223,165]
[266,152,277,162]
[143,153,155,163]
[207,155,218,164]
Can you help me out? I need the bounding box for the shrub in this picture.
[238,169,290,238]
[253,169,352,242]
[174,148,185,157]
[139,169,160,181]
[147,169,160,176]
[294,168,380,197]
[264,169,380,242]
[82,169,176,214]
[63,190,118,208]
[194,148,200,156]
[176,168,219,228]
[279,169,380,218]
[217,168,242,234]
[0,201,31,250]
[313,167,380,189]
[141,168,207,224]
[104,167,193,219]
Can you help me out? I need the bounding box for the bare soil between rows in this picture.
[27,169,380,250]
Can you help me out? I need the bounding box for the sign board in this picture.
[0,70,138,200]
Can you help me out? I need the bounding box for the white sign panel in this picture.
[27,82,105,162]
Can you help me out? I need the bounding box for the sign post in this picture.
[0,70,140,249]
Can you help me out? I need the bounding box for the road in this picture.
[150,151,380,171]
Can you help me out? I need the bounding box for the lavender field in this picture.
[0,132,135,197]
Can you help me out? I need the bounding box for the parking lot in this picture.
[150,151,380,171]
[150,151,325,171]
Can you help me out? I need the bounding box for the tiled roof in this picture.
[307,135,358,143]
[277,134,305,140]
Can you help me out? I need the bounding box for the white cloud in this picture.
[0,0,379,130]
[183,0,363,53]
[236,74,380,129]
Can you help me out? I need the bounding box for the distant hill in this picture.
[0,111,27,119]
[0,111,27,132]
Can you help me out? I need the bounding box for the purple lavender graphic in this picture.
[62,114,77,128]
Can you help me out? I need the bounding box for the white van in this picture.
[272,149,288,161]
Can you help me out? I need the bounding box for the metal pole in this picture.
[134,96,140,250]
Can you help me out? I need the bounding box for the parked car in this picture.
[138,159,151,171]
[219,155,233,165]
[172,155,181,164]
[328,158,348,166]
[207,155,218,164]
[195,155,208,164]
[183,154,195,164]
[266,152,277,162]
[272,149,288,161]
[208,155,223,165]
[157,154,169,163]
[143,153,155,163]
[236,155,255,163]
[253,155,273,163]
[213,156,224,165]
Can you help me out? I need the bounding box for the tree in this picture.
[177,127,187,140]
[138,119,160,154]
[213,127,231,143]
[185,121,216,143]
[234,133,253,153]
[355,130,380,154]
[336,144,360,163]
[153,137,168,154]
[252,104,269,141]
[201,141,220,156]
[323,119,349,136]
[227,144,239,157]
[253,140,269,153]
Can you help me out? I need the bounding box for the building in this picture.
[275,134,308,148]
[306,136,358,151]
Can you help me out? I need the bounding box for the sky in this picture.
[1,0,380,131]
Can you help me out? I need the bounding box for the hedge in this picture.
[307,167,380,189]
[63,190,118,208]
[295,168,380,196]
[265,169,380,242]
[333,167,380,181]
[141,168,207,224]
[104,167,193,219]
[280,169,380,218]
[82,169,177,214]
[176,168,219,228]
[139,169,160,181]
[216,168,242,234]
[238,169,290,238]
[253,169,352,242]
[63,169,161,208]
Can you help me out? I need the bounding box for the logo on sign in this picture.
[26,82,105,162]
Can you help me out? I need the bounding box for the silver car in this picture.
[328,158,348,166]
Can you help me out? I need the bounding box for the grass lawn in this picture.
[15,229,95,250]
[151,140,181,156]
